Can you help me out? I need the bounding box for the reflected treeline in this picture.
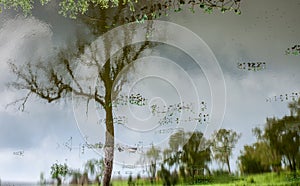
[44,98,300,185]
[239,98,300,176]
[41,159,104,186]
[139,129,240,185]
[45,128,240,185]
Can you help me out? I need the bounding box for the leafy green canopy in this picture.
[0,0,242,19]
[0,0,135,17]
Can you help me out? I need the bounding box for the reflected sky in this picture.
[0,0,300,182]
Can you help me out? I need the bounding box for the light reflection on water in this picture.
[0,182,55,186]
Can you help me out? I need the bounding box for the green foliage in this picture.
[135,14,148,24]
[239,99,300,175]
[0,0,243,19]
[211,129,241,173]
[289,98,300,117]
[146,145,161,162]
[51,162,68,178]
[85,159,96,175]
[210,170,239,184]
[247,177,255,183]
[0,0,130,17]
[170,170,179,185]
[145,145,161,184]
[127,174,135,186]
[162,130,185,170]
[181,132,211,183]
[157,165,179,186]
[50,162,68,185]
[110,171,300,185]
[157,165,171,186]
[265,116,300,172]
[0,0,34,15]
[135,173,141,186]
[286,172,300,182]
[192,175,212,184]
[84,158,104,183]
[161,131,213,184]
[239,144,271,174]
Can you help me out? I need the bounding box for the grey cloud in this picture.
[0,103,78,149]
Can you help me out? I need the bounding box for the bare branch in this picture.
[62,59,83,93]
[5,91,32,112]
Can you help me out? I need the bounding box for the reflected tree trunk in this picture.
[57,177,62,186]
[226,157,231,174]
[103,81,114,185]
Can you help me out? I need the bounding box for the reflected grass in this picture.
[96,171,300,186]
